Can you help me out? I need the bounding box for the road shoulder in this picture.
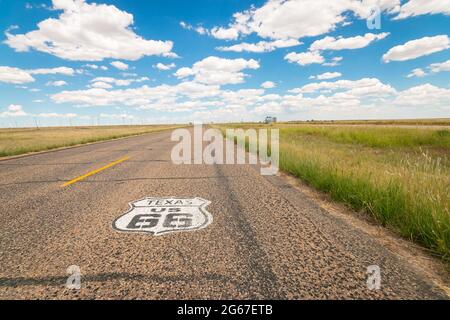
[271,170,450,298]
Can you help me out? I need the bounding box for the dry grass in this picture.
[0,125,183,157]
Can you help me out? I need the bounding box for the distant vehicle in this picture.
[265,116,277,124]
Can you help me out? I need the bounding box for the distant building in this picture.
[265,116,277,124]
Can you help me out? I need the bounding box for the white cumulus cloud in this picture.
[46,80,68,87]
[89,76,149,87]
[394,0,450,19]
[310,72,342,80]
[91,81,113,89]
[0,104,28,117]
[83,64,108,70]
[383,35,450,62]
[174,56,260,85]
[47,76,450,122]
[261,81,276,89]
[289,78,396,97]
[284,51,325,66]
[310,33,389,51]
[429,59,450,73]
[217,39,301,53]
[0,66,35,84]
[154,63,176,71]
[0,65,76,84]
[206,0,400,41]
[407,68,426,78]
[210,27,240,40]
[111,61,129,70]
[394,84,450,107]
[28,67,75,75]
[4,0,175,61]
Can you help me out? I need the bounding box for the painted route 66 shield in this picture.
[113,197,213,236]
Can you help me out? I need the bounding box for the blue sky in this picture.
[0,0,449,127]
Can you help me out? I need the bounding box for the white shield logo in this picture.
[113,197,213,236]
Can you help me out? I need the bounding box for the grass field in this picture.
[215,122,450,263]
[285,118,450,126]
[0,125,183,157]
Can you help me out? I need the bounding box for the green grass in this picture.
[281,125,450,148]
[214,123,450,263]
[225,123,450,148]
[286,118,450,126]
[0,125,183,157]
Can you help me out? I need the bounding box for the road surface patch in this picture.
[113,197,213,236]
[62,156,130,187]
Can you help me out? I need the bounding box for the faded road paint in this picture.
[62,156,130,187]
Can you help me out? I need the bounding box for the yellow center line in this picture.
[62,156,131,187]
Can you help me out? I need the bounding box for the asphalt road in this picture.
[0,128,447,299]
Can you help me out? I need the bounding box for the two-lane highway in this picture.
[0,128,447,299]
